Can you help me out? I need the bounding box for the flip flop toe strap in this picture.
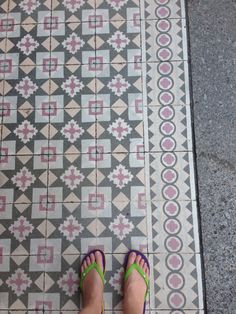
[124,263,149,299]
[80,262,105,290]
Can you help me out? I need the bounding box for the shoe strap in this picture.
[124,263,149,299]
[80,262,105,290]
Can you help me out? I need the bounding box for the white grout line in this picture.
[189,151,197,201]
[192,201,200,253]
[196,253,204,309]
[182,18,189,61]
[184,60,191,106]
[181,0,187,19]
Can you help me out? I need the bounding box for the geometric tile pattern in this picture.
[0,0,204,312]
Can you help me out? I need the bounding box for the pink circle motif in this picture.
[156,0,169,5]
[166,236,182,252]
[158,62,172,75]
[159,91,174,105]
[156,19,171,32]
[156,6,171,18]
[158,76,173,90]
[167,272,184,290]
[160,137,176,151]
[161,152,176,167]
[164,218,180,234]
[164,200,179,216]
[162,169,177,184]
[157,33,171,47]
[168,292,186,308]
[159,106,174,120]
[160,121,175,135]
[158,48,172,61]
[166,253,183,271]
[163,185,178,200]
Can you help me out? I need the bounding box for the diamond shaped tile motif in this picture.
[0,0,205,312]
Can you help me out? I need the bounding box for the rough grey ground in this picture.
[187,0,236,313]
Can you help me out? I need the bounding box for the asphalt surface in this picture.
[187,0,236,313]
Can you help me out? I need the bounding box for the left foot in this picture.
[80,251,104,314]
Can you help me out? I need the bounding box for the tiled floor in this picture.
[0,0,204,313]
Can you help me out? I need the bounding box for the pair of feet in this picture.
[81,251,149,314]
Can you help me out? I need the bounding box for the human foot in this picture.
[80,251,104,314]
[123,252,149,314]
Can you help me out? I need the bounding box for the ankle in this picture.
[123,294,143,314]
[82,300,102,314]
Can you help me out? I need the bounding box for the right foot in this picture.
[80,251,104,314]
[123,252,149,313]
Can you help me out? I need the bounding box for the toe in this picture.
[127,252,136,268]
[83,259,87,269]
[95,251,104,271]
[86,256,91,266]
[143,263,147,272]
[135,254,141,265]
[140,258,145,269]
[90,253,95,263]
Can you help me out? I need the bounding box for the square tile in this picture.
[0,154,49,203]
[144,19,188,62]
[148,200,201,254]
[95,1,141,21]
[148,151,196,201]
[148,105,193,152]
[96,106,144,153]
[146,61,190,106]
[0,255,45,310]
[149,253,204,310]
[144,0,186,20]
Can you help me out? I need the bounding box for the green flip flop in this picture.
[124,250,150,313]
[80,250,106,313]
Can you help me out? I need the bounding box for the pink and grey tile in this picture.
[0,0,204,312]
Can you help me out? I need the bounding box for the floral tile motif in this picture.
[144,18,188,62]
[145,0,186,20]
[0,0,205,312]
[149,253,203,310]
[146,61,190,106]
[0,255,45,310]
[148,151,196,201]
[149,200,201,254]
[148,105,193,152]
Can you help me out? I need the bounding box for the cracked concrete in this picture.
[187,0,236,312]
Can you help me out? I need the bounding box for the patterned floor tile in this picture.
[144,0,186,20]
[146,61,190,106]
[95,0,141,21]
[0,202,47,255]
[148,200,201,254]
[97,152,145,202]
[148,105,193,152]
[42,254,81,311]
[50,22,96,65]
[0,154,49,202]
[0,255,45,310]
[144,18,188,62]
[5,0,53,21]
[96,106,144,153]
[49,0,96,21]
[0,0,204,312]
[149,253,204,310]
[148,151,196,201]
